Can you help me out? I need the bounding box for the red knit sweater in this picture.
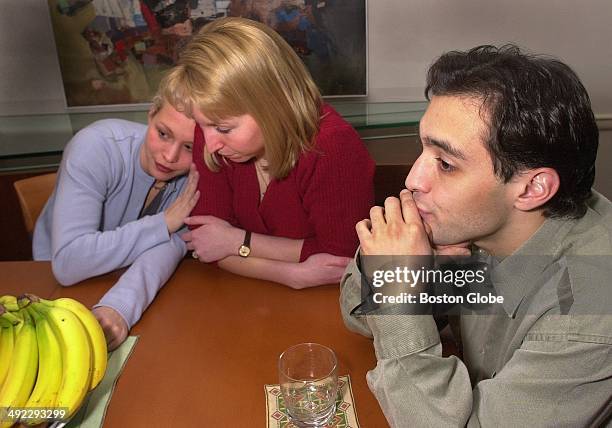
[191,104,375,261]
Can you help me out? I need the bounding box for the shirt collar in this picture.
[486,216,576,317]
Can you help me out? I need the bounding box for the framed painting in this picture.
[48,0,367,110]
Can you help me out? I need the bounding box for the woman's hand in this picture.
[92,306,129,351]
[289,253,352,289]
[182,216,243,262]
[164,164,200,234]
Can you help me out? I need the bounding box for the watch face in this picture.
[239,245,251,257]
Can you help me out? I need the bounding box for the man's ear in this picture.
[514,168,560,211]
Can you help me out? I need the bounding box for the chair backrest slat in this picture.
[13,173,57,235]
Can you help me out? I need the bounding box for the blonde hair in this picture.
[149,93,165,117]
[149,80,185,117]
[158,17,322,178]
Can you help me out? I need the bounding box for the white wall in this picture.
[594,128,612,198]
[1,0,612,116]
[0,1,66,115]
[367,0,612,116]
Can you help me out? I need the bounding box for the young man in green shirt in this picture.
[341,44,611,426]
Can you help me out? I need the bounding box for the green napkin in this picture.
[64,335,139,428]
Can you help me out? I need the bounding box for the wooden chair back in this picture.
[13,173,57,234]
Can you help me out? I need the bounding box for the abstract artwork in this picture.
[48,0,367,108]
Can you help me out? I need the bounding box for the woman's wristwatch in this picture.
[238,230,251,257]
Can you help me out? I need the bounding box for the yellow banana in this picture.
[30,302,92,420]
[38,297,107,390]
[0,305,21,328]
[0,309,38,428]
[0,325,14,390]
[0,313,12,329]
[21,307,63,426]
[0,296,18,312]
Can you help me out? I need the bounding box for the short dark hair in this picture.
[425,44,599,219]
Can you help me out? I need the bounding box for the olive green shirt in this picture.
[340,191,612,427]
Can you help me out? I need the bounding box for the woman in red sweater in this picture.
[171,17,375,288]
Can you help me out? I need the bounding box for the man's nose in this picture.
[405,155,430,193]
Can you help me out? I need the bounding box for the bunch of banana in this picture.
[0,294,107,427]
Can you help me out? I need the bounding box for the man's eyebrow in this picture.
[422,138,466,160]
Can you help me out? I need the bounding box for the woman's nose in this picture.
[203,128,223,152]
[163,142,181,163]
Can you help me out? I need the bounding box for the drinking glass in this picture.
[278,343,339,427]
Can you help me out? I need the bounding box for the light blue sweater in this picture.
[33,119,188,328]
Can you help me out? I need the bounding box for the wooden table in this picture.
[2,260,388,427]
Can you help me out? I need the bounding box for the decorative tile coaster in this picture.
[265,375,360,428]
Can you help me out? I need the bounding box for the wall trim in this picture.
[597,116,612,131]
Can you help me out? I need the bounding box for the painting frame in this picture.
[47,0,368,112]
